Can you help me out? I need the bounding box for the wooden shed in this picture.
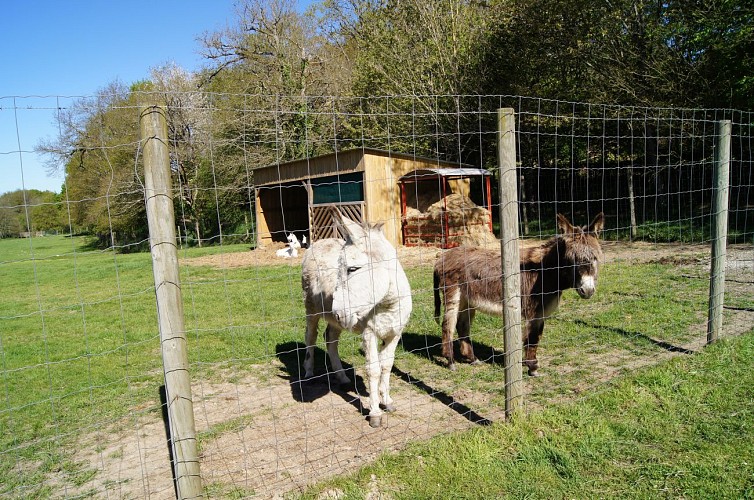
[253,148,476,247]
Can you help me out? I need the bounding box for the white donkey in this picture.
[301,216,412,427]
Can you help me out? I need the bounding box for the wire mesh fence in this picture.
[1,93,752,497]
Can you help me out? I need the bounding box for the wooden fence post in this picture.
[707,120,731,344]
[498,108,523,418]
[140,104,203,498]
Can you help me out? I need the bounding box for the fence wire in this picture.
[0,93,752,497]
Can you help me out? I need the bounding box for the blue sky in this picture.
[0,1,243,195]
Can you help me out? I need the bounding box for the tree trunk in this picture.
[194,219,202,247]
[519,173,530,235]
[627,167,637,239]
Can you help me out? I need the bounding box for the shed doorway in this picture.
[257,181,309,243]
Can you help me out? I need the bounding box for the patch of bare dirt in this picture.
[183,239,743,271]
[182,237,546,270]
[599,240,711,264]
[65,360,506,498]
[184,242,305,268]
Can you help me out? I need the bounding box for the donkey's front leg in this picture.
[378,333,401,413]
[457,306,479,365]
[523,318,545,376]
[362,328,383,427]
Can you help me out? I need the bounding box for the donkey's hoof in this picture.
[528,370,542,377]
[469,359,483,366]
[381,403,396,413]
[368,415,382,427]
[448,362,457,372]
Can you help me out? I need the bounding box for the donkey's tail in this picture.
[433,269,442,324]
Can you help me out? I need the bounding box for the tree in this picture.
[664,0,754,109]
[199,0,350,159]
[0,189,65,237]
[482,0,604,100]
[0,206,20,238]
[193,0,359,245]
[0,191,24,237]
[148,64,216,245]
[322,0,495,162]
[579,0,700,107]
[37,82,147,247]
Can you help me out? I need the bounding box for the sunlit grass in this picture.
[300,332,754,499]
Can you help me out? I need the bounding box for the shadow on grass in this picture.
[275,341,370,419]
[400,332,506,368]
[158,385,179,499]
[276,338,494,426]
[399,332,496,426]
[575,319,696,354]
[390,365,493,426]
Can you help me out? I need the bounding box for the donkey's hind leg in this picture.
[303,314,319,380]
[457,306,479,365]
[441,287,461,370]
[324,325,351,385]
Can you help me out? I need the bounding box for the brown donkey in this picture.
[433,213,605,375]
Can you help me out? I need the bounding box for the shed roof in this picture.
[253,148,475,187]
[399,167,491,182]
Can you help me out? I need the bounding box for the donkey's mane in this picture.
[521,236,558,267]
[521,227,603,270]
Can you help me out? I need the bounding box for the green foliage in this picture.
[664,0,754,109]
[34,82,149,245]
[344,0,492,97]
[0,189,68,237]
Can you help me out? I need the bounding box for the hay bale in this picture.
[404,189,442,213]
[403,193,496,247]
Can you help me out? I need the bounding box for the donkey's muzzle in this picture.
[576,275,596,299]
[333,310,359,330]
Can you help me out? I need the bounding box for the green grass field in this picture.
[0,234,750,497]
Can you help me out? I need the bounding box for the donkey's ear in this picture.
[556,213,575,234]
[588,212,605,237]
[338,215,367,242]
